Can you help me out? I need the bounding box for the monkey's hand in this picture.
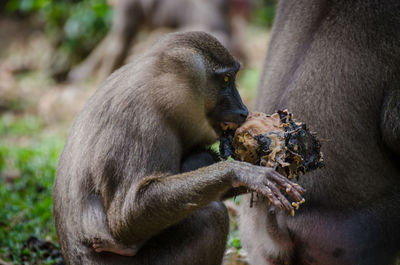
[229,161,305,213]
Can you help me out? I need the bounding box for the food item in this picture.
[220,110,323,179]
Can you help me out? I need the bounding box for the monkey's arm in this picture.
[107,160,304,245]
[381,88,400,155]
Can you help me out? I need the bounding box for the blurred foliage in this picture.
[237,68,260,102]
[5,0,113,58]
[251,0,276,28]
[2,0,277,57]
[228,230,242,249]
[0,114,43,136]
[0,97,27,114]
[0,115,64,264]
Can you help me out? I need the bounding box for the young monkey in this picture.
[53,31,304,265]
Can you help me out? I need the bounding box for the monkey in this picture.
[67,0,245,82]
[53,31,305,265]
[239,1,400,265]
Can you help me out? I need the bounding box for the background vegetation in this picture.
[0,115,65,264]
[3,0,275,65]
[5,0,112,62]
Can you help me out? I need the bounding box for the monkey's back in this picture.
[53,60,182,264]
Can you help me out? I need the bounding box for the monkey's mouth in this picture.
[211,122,239,138]
[220,122,239,131]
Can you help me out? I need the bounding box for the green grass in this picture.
[0,115,64,264]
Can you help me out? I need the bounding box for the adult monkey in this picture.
[240,1,400,265]
[53,32,305,265]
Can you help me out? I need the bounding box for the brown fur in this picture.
[54,31,304,265]
[240,1,400,265]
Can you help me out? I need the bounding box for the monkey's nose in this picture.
[239,109,249,119]
[238,107,249,122]
[232,108,249,124]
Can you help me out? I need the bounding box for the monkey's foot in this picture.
[92,238,137,256]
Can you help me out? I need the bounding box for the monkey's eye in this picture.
[221,72,233,88]
[224,75,230,83]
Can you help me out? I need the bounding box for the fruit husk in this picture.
[220,110,324,179]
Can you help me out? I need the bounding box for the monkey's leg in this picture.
[82,194,144,257]
[92,238,141,256]
[134,200,229,265]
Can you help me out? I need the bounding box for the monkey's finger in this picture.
[268,171,305,195]
[268,183,293,212]
[254,186,284,210]
[288,189,304,202]
[268,170,294,189]
[286,187,304,202]
[292,183,306,194]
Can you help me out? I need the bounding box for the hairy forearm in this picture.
[108,161,236,243]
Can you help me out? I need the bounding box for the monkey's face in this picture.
[206,69,249,136]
